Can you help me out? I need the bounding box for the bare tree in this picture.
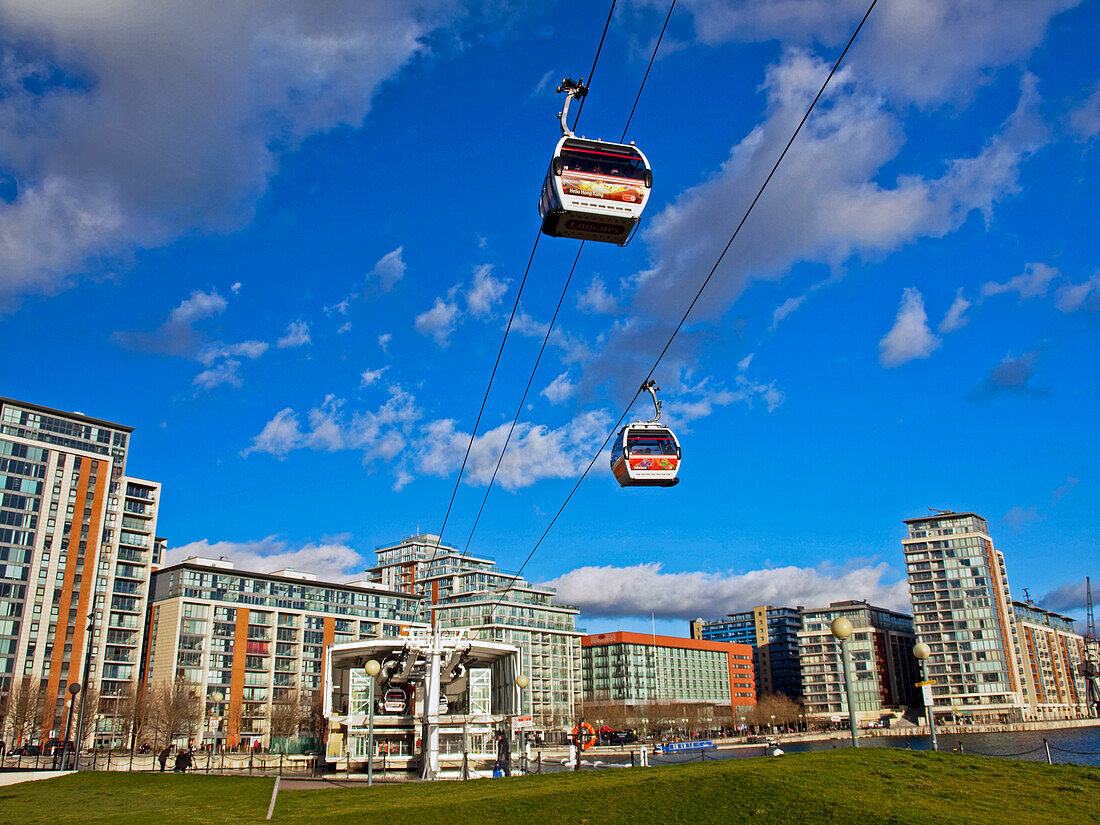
[749,693,801,730]
[76,684,101,747]
[117,688,152,749]
[148,678,203,745]
[3,676,44,747]
[269,691,307,752]
[303,690,326,749]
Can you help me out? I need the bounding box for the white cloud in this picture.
[378,332,393,352]
[577,277,620,314]
[113,287,227,355]
[737,353,754,372]
[241,408,301,458]
[1070,82,1100,139]
[770,294,805,330]
[1053,476,1078,501]
[172,289,228,325]
[1003,505,1039,531]
[1056,272,1100,314]
[938,288,972,333]
[464,264,508,318]
[413,409,612,491]
[415,294,460,347]
[666,374,785,425]
[193,359,242,391]
[165,535,367,582]
[324,298,350,317]
[878,287,940,367]
[242,386,422,461]
[198,339,269,365]
[530,68,555,99]
[542,560,909,620]
[360,366,389,386]
[541,371,575,404]
[230,281,242,294]
[337,321,352,334]
[981,262,1059,300]
[674,0,1080,106]
[369,246,406,291]
[0,3,466,309]
[277,320,311,348]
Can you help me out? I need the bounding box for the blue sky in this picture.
[1,1,1098,635]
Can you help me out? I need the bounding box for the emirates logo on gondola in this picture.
[564,219,624,236]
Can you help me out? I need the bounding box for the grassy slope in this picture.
[2,750,1097,825]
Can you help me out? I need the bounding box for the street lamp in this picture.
[210,690,224,769]
[830,617,859,749]
[61,682,81,770]
[365,659,381,786]
[515,674,529,774]
[912,642,938,752]
[74,610,100,770]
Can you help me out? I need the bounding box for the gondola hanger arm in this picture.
[641,379,662,423]
[557,77,588,137]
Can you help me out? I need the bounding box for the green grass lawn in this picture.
[2,750,1098,825]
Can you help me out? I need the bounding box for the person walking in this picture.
[495,731,512,777]
[158,745,172,772]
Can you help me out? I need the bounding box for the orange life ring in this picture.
[571,721,597,750]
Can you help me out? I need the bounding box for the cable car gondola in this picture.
[610,380,681,487]
[539,78,652,246]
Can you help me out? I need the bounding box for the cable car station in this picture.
[324,629,527,780]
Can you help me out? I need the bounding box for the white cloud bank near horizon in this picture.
[543,560,909,621]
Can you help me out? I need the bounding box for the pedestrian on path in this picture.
[159,745,172,772]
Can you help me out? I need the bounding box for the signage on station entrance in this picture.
[511,714,534,731]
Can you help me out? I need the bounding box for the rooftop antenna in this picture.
[1022,587,1031,604]
[927,507,953,515]
[1087,576,1096,641]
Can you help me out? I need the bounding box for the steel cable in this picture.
[460,0,676,558]
[430,0,619,554]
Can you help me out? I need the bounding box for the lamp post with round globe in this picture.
[912,642,938,751]
[830,617,859,748]
[61,681,81,770]
[210,690,224,769]
[364,659,381,785]
[515,674,529,774]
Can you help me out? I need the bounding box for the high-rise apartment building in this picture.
[902,511,1026,723]
[146,556,425,748]
[1011,599,1090,719]
[692,605,803,699]
[370,534,582,730]
[798,600,919,724]
[0,397,160,745]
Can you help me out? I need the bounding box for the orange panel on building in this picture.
[227,608,250,746]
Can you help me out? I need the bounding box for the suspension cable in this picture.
[460,242,585,555]
[620,0,675,141]
[572,0,618,131]
[460,0,675,558]
[479,0,880,626]
[429,0,619,554]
